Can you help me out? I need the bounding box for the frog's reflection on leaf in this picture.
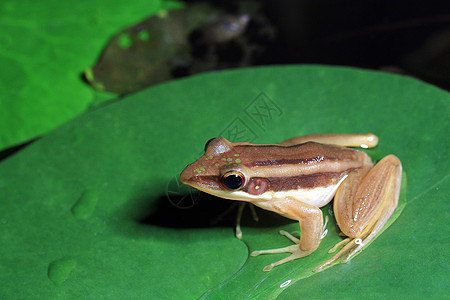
[84,1,276,95]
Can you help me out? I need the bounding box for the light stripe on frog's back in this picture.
[233,142,370,179]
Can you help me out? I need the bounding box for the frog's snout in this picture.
[179,166,191,185]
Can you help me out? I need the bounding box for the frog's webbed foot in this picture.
[314,215,391,272]
[314,234,367,272]
[251,230,313,272]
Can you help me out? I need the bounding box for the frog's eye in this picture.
[221,171,245,190]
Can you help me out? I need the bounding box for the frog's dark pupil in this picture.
[223,173,243,190]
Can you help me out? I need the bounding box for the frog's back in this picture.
[233,141,371,176]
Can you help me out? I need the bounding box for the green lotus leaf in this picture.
[0,66,448,298]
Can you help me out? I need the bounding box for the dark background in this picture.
[203,0,450,90]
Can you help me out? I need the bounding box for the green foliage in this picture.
[0,0,181,150]
[0,66,448,298]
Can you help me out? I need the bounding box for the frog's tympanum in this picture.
[180,133,402,272]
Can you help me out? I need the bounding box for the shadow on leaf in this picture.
[136,192,293,230]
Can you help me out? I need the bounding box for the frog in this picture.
[180,133,402,272]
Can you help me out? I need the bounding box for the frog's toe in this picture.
[251,236,315,272]
[250,244,298,257]
[262,252,298,272]
[279,230,300,244]
[250,229,300,257]
[314,235,368,272]
[257,247,314,272]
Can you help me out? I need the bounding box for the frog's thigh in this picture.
[334,154,402,238]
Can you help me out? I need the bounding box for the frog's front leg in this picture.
[315,154,402,272]
[250,201,323,271]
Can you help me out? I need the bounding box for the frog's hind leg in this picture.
[314,155,402,272]
[278,133,378,148]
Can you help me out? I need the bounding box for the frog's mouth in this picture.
[181,174,220,190]
[180,170,273,202]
